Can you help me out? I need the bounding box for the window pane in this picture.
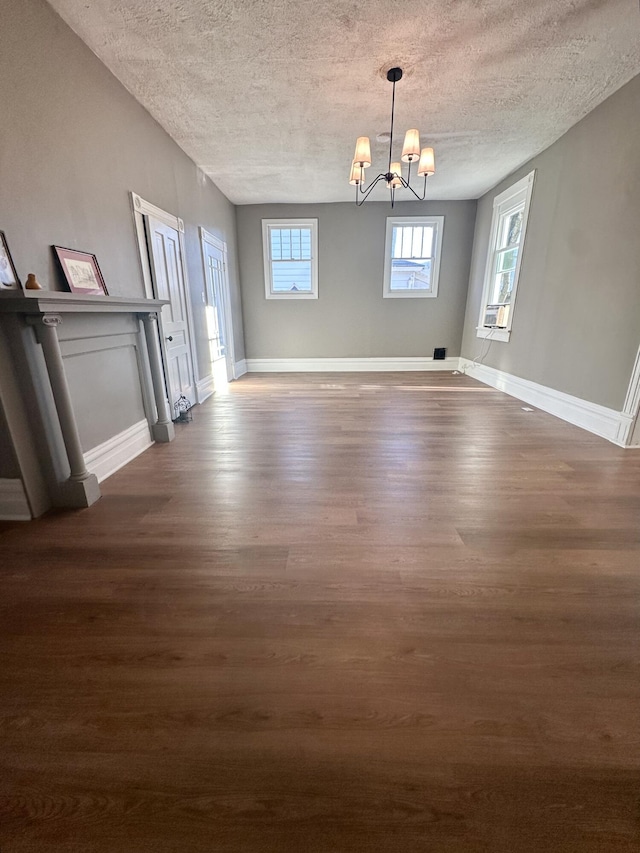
[401,228,412,258]
[270,227,312,262]
[496,247,519,273]
[489,269,516,304]
[411,227,422,257]
[291,229,301,260]
[420,227,434,257]
[390,258,432,291]
[270,229,282,261]
[281,229,291,259]
[393,225,434,260]
[271,260,312,292]
[498,209,523,249]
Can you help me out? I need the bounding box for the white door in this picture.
[201,232,234,384]
[146,216,196,411]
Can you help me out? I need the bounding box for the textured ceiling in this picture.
[47,0,640,204]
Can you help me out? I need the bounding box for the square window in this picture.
[383,217,444,298]
[262,219,318,299]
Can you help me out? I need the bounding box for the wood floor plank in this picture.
[1,371,639,851]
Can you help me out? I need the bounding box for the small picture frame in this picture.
[53,246,108,296]
[0,231,21,290]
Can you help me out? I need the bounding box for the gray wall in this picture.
[461,74,640,411]
[0,0,245,383]
[0,0,247,514]
[237,201,476,359]
[58,314,149,453]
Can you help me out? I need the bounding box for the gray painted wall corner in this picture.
[461,73,640,412]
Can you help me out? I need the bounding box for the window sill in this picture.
[476,327,511,343]
[266,292,318,300]
[383,291,437,299]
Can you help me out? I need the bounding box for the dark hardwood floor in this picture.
[1,372,639,852]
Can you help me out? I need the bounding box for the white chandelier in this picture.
[349,67,435,207]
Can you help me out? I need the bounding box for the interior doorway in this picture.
[145,216,196,407]
[131,193,198,417]
[200,228,235,386]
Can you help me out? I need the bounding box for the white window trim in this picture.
[262,218,318,300]
[383,216,444,299]
[476,171,535,343]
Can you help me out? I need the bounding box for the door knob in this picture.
[166,335,173,342]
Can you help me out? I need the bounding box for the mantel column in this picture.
[29,313,101,508]
[140,312,175,443]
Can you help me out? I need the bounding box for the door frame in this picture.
[199,227,236,382]
[130,192,200,409]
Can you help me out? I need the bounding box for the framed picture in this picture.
[0,231,21,290]
[53,246,108,295]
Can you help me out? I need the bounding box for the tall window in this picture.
[262,219,318,299]
[383,216,444,298]
[477,171,535,342]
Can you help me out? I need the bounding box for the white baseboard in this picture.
[460,359,634,446]
[84,419,153,483]
[195,374,215,403]
[233,359,248,378]
[0,478,31,520]
[245,356,460,373]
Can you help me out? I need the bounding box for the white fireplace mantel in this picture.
[0,290,172,511]
[0,290,167,314]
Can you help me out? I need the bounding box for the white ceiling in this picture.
[48,0,640,204]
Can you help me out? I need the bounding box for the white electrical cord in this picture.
[456,328,496,375]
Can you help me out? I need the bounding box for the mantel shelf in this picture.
[0,290,168,315]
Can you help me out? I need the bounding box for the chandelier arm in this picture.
[356,170,376,194]
[398,174,428,202]
[355,173,387,206]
